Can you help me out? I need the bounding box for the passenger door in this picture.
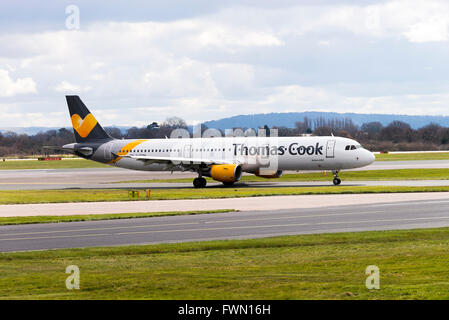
[326,140,336,158]
[183,145,192,159]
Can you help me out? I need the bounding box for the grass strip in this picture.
[1,227,449,299]
[0,159,108,170]
[375,152,449,161]
[0,186,449,204]
[0,209,235,225]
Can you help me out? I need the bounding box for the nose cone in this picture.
[364,150,375,165]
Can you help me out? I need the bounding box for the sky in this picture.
[1,0,449,127]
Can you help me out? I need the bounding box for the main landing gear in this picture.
[332,170,341,186]
[193,177,207,188]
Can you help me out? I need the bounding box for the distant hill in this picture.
[4,111,449,135]
[0,127,65,135]
[202,111,449,130]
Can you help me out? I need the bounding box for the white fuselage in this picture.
[99,136,375,172]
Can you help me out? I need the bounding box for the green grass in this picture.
[0,159,109,170]
[375,152,449,161]
[248,168,449,182]
[0,209,235,225]
[1,186,449,204]
[115,168,449,184]
[1,227,449,299]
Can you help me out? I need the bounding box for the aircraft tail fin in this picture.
[66,95,112,143]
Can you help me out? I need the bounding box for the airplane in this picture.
[61,96,375,188]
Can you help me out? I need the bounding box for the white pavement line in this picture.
[115,216,449,236]
[205,210,387,224]
[2,216,449,244]
[0,221,201,237]
[0,233,111,241]
[2,216,448,242]
[0,209,388,237]
[368,199,449,207]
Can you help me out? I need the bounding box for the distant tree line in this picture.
[274,117,449,151]
[1,115,449,156]
[0,117,188,157]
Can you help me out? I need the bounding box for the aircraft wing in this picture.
[120,154,238,166]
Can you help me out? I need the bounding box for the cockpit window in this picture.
[345,144,362,150]
[346,144,362,150]
[345,145,361,150]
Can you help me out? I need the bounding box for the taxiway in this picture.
[1,197,449,252]
[0,160,448,190]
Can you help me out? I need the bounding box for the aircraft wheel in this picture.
[222,181,235,187]
[193,178,201,188]
[333,178,341,185]
[193,177,207,188]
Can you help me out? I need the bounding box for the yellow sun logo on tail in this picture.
[71,113,97,138]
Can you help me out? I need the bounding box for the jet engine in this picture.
[254,169,283,179]
[210,164,242,182]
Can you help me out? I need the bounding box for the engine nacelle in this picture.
[254,169,283,179]
[210,164,242,183]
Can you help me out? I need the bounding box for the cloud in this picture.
[320,0,449,43]
[2,1,449,127]
[0,69,36,97]
[193,24,283,48]
[213,0,449,43]
[54,80,91,93]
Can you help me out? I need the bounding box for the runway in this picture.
[2,197,449,252]
[0,160,448,190]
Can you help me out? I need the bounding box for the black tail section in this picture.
[66,95,112,143]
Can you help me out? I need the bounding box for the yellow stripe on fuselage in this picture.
[108,139,148,164]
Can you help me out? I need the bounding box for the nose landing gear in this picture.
[332,170,341,185]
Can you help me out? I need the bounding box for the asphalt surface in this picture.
[2,198,449,252]
[2,192,449,217]
[0,160,448,190]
